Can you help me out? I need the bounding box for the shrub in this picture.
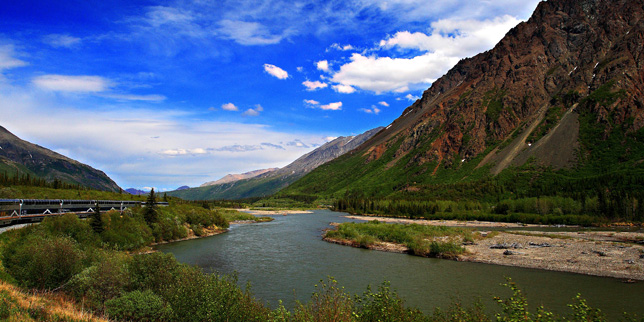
[106,290,173,322]
[101,210,153,250]
[37,213,97,246]
[3,235,85,290]
[66,252,130,310]
[128,252,183,295]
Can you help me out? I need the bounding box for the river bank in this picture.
[330,216,644,281]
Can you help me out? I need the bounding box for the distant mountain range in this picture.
[0,125,121,192]
[200,168,279,187]
[166,127,383,200]
[282,0,644,199]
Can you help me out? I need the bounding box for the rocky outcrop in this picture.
[363,0,644,171]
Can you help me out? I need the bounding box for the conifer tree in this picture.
[144,188,159,226]
[91,201,104,234]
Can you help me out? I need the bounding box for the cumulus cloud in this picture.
[43,34,82,48]
[320,102,342,111]
[161,148,208,156]
[263,63,289,79]
[380,15,521,57]
[316,60,329,72]
[378,101,389,107]
[302,80,328,91]
[32,75,112,92]
[330,15,522,93]
[287,139,309,148]
[221,102,239,111]
[243,104,263,117]
[332,84,356,94]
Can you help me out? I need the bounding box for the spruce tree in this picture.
[90,202,104,234]
[144,188,158,226]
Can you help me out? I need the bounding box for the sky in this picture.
[0,0,542,191]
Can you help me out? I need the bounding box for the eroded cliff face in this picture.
[365,0,644,171]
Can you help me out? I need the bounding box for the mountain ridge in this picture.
[282,0,644,200]
[167,127,383,200]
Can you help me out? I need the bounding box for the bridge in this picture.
[0,199,168,226]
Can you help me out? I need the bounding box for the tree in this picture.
[144,188,159,226]
[91,201,104,234]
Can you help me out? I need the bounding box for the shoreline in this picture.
[326,220,644,281]
[242,209,314,216]
[344,215,559,228]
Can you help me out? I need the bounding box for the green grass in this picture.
[325,220,473,258]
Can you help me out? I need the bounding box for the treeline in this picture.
[334,171,644,224]
[0,171,83,191]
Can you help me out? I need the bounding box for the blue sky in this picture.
[0,0,541,191]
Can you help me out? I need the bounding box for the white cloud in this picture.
[221,102,239,111]
[360,106,381,114]
[0,85,331,190]
[0,45,28,71]
[304,99,319,106]
[32,75,112,92]
[302,80,328,91]
[161,148,208,156]
[332,84,356,94]
[330,15,522,93]
[380,15,521,57]
[405,94,420,101]
[243,104,263,116]
[330,43,355,51]
[263,63,289,79]
[43,34,82,48]
[219,20,287,45]
[319,102,343,111]
[100,94,167,101]
[316,60,329,72]
[378,101,389,107]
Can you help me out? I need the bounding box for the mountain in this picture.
[282,0,644,199]
[200,168,279,187]
[167,127,383,200]
[0,125,121,192]
[176,185,190,191]
[125,188,147,195]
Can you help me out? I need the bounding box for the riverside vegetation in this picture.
[0,203,642,321]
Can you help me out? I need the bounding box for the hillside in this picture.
[0,125,121,192]
[282,0,644,219]
[167,127,383,200]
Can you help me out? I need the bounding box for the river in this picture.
[156,210,644,319]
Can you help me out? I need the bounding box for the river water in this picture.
[156,210,644,319]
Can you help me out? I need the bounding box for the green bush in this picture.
[66,252,130,310]
[128,252,183,295]
[101,210,153,250]
[3,234,85,290]
[38,213,97,247]
[106,290,173,322]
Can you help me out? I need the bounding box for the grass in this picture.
[0,280,107,322]
[325,220,474,258]
[220,209,274,222]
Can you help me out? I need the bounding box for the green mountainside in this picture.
[0,125,122,192]
[280,0,644,222]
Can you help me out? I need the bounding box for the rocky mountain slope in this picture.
[200,168,278,187]
[283,0,644,198]
[167,127,383,200]
[0,125,121,192]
